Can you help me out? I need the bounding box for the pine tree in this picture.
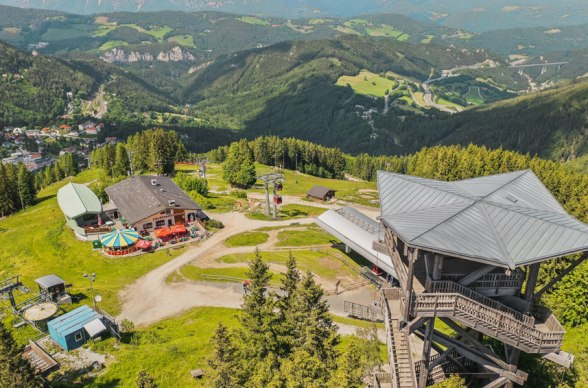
[291,272,339,365]
[52,162,63,181]
[281,253,300,304]
[113,142,130,178]
[276,253,301,355]
[17,163,35,209]
[0,320,43,387]
[281,347,329,388]
[328,341,364,388]
[223,140,256,188]
[0,164,13,216]
[240,249,275,358]
[208,323,240,388]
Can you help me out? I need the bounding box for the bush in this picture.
[205,219,224,230]
[234,190,248,199]
[120,319,135,334]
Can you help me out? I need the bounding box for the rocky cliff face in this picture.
[100,46,195,63]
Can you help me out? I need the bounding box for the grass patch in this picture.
[280,204,326,218]
[421,34,434,44]
[276,227,336,247]
[216,249,361,282]
[331,314,384,330]
[412,91,427,107]
[237,16,270,26]
[245,204,326,221]
[0,170,188,316]
[336,70,397,97]
[308,18,332,25]
[286,21,314,34]
[98,40,129,51]
[173,265,283,284]
[225,231,269,247]
[121,24,173,42]
[366,24,409,41]
[437,97,465,110]
[93,22,117,37]
[332,25,361,35]
[167,34,196,48]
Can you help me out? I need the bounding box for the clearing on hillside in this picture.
[336,70,397,97]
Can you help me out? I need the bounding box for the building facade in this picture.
[104,176,206,233]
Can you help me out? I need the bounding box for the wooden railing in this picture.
[381,288,417,388]
[441,272,525,290]
[410,292,564,354]
[344,301,383,322]
[428,280,535,326]
[84,226,112,234]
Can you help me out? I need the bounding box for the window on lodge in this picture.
[74,332,83,342]
[82,214,96,222]
[143,222,153,230]
[156,220,166,227]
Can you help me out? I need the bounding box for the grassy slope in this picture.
[88,306,386,387]
[0,170,188,315]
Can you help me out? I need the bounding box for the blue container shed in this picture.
[47,305,107,351]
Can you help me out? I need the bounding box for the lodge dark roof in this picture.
[307,185,335,199]
[105,176,201,224]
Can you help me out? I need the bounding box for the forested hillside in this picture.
[0,42,175,126]
[373,79,588,160]
[0,41,95,126]
[181,35,499,152]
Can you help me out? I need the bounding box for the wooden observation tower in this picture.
[373,170,583,388]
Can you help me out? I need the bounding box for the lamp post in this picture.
[84,273,97,309]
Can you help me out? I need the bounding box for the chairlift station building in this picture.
[318,170,584,388]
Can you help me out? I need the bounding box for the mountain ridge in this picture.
[1,0,587,31]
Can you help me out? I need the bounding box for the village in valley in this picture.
[1,121,115,172]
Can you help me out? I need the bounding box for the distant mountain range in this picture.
[0,0,587,31]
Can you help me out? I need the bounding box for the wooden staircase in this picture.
[381,289,418,388]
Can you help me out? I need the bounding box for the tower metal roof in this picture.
[378,170,588,269]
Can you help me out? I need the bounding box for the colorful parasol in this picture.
[100,229,140,248]
[135,240,153,250]
[154,227,173,238]
[170,224,187,234]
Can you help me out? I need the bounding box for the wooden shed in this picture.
[307,185,336,201]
